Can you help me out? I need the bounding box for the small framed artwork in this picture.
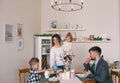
[5,24,14,42]
[17,23,23,37]
[18,38,24,50]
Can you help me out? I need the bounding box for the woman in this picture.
[50,34,64,70]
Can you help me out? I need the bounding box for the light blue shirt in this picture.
[94,60,98,71]
[94,58,100,72]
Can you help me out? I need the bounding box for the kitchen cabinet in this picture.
[34,36,52,69]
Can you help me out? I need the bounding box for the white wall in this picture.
[0,0,41,83]
[0,0,119,82]
[119,0,120,61]
[41,0,120,71]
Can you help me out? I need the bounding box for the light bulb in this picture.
[51,0,53,6]
[81,0,84,5]
[81,0,84,3]
[59,1,61,10]
[71,4,73,11]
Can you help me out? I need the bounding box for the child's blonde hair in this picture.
[29,57,39,66]
[66,32,73,42]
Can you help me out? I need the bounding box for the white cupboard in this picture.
[34,36,52,69]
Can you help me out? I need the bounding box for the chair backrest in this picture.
[111,70,120,83]
[114,61,120,69]
[18,68,29,83]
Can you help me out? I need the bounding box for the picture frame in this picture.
[5,24,14,42]
[18,38,24,50]
[17,23,23,37]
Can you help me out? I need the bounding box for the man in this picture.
[83,46,113,83]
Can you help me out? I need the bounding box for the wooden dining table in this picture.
[40,77,95,83]
[40,78,95,83]
[40,72,96,83]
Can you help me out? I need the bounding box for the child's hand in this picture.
[64,51,67,55]
[42,69,46,72]
[72,55,75,57]
[36,69,45,73]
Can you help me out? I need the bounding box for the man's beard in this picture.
[91,58,95,60]
[90,56,95,60]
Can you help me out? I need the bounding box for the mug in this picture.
[44,71,50,78]
[42,47,46,53]
[71,69,75,79]
[66,71,70,79]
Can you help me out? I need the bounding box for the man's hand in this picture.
[85,58,91,64]
[86,70,92,76]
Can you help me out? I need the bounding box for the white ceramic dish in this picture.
[76,74,87,78]
[49,77,59,82]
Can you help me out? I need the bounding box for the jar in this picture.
[66,71,70,79]
[70,69,75,79]
[42,47,46,53]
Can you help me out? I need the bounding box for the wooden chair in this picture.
[18,68,29,83]
[111,69,120,83]
[110,64,116,69]
[83,80,96,83]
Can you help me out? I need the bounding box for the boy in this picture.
[27,57,45,83]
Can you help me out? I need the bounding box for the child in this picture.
[27,57,45,83]
[62,32,74,70]
[63,32,73,55]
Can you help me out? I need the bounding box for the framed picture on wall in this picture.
[5,24,14,42]
[18,38,24,50]
[17,23,23,37]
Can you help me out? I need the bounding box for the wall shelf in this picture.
[47,29,111,43]
[72,40,111,43]
[47,28,86,32]
[42,53,50,55]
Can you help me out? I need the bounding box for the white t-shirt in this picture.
[62,41,72,55]
[50,46,64,67]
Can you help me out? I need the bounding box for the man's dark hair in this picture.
[89,46,102,56]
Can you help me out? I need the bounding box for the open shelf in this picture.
[72,40,111,43]
[42,53,50,55]
[47,28,86,32]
